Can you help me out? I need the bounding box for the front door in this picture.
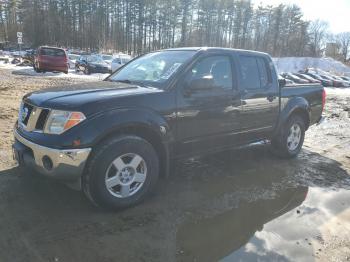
[175,54,241,156]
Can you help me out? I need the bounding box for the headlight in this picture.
[44,110,86,134]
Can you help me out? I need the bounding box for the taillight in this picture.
[322,89,326,111]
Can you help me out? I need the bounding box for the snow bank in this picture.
[0,61,110,80]
[273,57,350,76]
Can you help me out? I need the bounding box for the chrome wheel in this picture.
[105,153,147,198]
[287,123,301,151]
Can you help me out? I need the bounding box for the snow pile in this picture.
[273,57,350,76]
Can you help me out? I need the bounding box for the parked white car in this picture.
[111,54,132,72]
[68,54,80,69]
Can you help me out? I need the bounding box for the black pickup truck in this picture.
[13,47,325,209]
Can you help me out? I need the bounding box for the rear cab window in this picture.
[239,55,272,90]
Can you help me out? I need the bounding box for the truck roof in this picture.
[164,47,269,57]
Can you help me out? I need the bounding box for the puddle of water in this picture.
[176,187,350,262]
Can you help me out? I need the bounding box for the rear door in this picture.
[237,55,279,141]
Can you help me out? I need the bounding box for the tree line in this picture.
[0,0,349,60]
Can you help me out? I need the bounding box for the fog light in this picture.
[42,155,53,170]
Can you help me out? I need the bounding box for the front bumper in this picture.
[13,129,91,180]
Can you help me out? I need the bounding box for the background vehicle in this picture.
[330,75,350,87]
[100,54,114,65]
[111,54,132,72]
[13,48,325,210]
[320,74,345,87]
[67,54,80,69]
[304,72,333,86]
[75,55,110,74]
[340,76,350,82]
[281,73,309,84]
[294,73,321,84]
[278,74,294,85]
[34,46,68,74]
[0,50,10,63]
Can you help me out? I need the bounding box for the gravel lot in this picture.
[0,66,350,262]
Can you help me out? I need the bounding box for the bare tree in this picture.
[308,19,329,57]
[336,32,350,62]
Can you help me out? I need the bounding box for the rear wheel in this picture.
[83,135,159,210]
[271,115,305,158]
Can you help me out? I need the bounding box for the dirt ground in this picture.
[0,66,350,262]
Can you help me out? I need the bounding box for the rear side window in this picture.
[256,57,271,88]
[239,56,260,90]
[40,48,65,57]
[239,56,272,90]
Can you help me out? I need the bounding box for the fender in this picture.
[83,107,174,146]
[274,96,310,135]
[72,107,174,177]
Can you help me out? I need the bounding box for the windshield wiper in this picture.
[113,79,132,84]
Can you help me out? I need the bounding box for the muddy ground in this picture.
[0,67,350,262]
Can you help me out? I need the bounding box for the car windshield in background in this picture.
[108,50,196,88]
[69,54,80,60]
[87,55,105,63]
[102,55,113,61]
[41,48,65,56]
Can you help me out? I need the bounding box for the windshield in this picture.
[87,55,105,63]
[102,55,113,61]
[69,54,80,60]
[108,50,196,88]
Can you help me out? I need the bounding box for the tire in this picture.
[84,67,90,75]
[82,135,159,210]
[33,64,41,73]
[271,115,305,158]
[75,66,79,73]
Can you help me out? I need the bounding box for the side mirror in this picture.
[278,78,286,88]
[188,77,215,92]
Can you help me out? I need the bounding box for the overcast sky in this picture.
[253,0,350,34]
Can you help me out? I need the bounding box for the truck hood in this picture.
[23,81,162,114]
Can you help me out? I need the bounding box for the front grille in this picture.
[35,109,50,130]
[19,102,50,132]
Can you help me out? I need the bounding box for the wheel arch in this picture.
[90,123,170,178]
[276,97,311,134]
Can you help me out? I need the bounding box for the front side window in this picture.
[187,55,233,90]
[108,51,196,88]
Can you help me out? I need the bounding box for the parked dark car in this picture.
[340,76,350,82]
[304,72,333,87]
[75,55,111,74]
[34,46,68,74]
[20,49,36,66]
[294,73,321,84]
[281,73,309,84]
[13,47,325,210]
[330,75,350,87]
[320,74,347,87]
[278,74,294,85]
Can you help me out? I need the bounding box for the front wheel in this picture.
[271,115,305,158]
[83,136,159,210]
[84,67,90,75]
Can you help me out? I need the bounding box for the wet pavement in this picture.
[0,145,349,262]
